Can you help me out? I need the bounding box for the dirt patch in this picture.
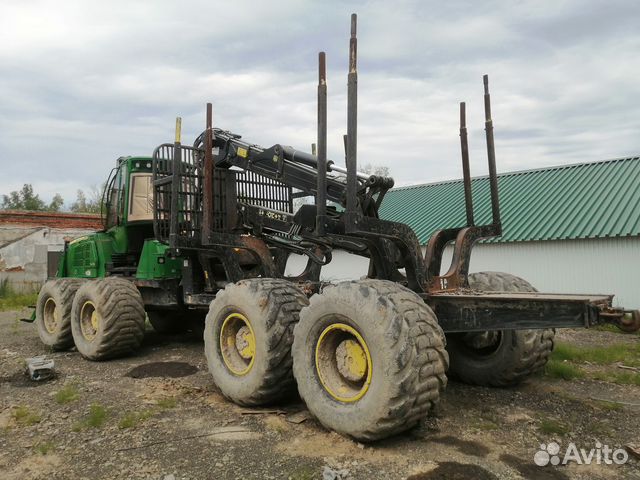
[1,309,638,479]
[0,371,56,388]
[556,329,639,349]
[125,361,198,379]
[500,453,570,480]
[1,453,63,480]
[408,462,497,480]
[430,435,490,457]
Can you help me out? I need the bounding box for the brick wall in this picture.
[0,210,102,230]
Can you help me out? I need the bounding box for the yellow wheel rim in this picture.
[219,312,255,376]
[315,323,372,403]
[79,301,99,341]
[43,297,59,334]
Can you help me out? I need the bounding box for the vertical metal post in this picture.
[345,13,358,228]
[202,103,214,243]
[483,75,501,230]
[459,102,474,226]
[170,117,182,250]
[342,134,348,161]
[316,52,328,235]
[311,143,317,156]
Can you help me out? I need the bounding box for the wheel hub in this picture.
[315,323,372,403]
[235,325,255,360]
[219,312,255,376]
[464,330,500,351]
[619,310,640,333]
[336,339,367,382]
[79,301,99,341]
[43,298,59,334]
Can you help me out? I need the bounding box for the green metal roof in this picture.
[379,156,640,244]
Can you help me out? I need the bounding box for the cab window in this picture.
[105,166,124,230]
[128,173,154,222]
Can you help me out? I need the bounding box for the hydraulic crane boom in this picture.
[192,128,393,207]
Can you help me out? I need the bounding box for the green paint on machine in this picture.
[136,240,181,280]
[55,156,184,283]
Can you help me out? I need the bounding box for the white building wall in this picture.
[454,237,640,309]
[0,226,94,292]
[286,237,640,309]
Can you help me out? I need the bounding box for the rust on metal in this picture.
[484,75,501,231]
[316,52,328,235]
[459,102,474,226]
[618,310,640,333]
[202,103,214,243]
[345,13,358,228]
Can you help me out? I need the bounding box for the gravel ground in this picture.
[1,309,639,480]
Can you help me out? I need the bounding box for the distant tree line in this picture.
[3,167,391,213]
[1,184,105,214]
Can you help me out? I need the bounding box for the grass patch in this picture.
[156,397,177,409]
[591,399,624,411]
[34,441,55,455]
[73,403,108,430]
[288,466,316,480]
[54,384,80,404]
[552,341,640,367]
[544,359,585,380]
[547,341,640,385]
[471,419,499,431]
[0,292,37,312]
[593,324,631,334]
[592,371,640,386]
[538,417,569,436]
[12,406,42,426]
[584,421,613,437]
[0,279,37,311]
[118,409,153,429]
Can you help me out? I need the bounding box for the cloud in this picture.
[0,0,638,203]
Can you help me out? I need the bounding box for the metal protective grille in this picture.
[152,144,202,246]
[153,144,293,247]
[236,170,293,213]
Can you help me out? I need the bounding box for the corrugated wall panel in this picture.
[441,237,640,309]
[286,238,640,309]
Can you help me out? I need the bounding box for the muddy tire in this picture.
[446,271,555,387]
[619,310,640,333]
[36,278,84,350]
[204,279,308,406]
[70,277,146,360]
[292,280,448,441]
[148,311,189,334]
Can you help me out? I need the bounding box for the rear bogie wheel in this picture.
[70,277,146,360]
[36,278,84,350]
[204,279,308,406]
[446,271,555,387]
[292,279,448,441]
[619,310,640,333]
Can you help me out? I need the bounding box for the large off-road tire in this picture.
[36,278,84,350]
[446,271,555,387]
[204,279,308,406]
[70,277,146,360]
[292,279,448,442]
[147,311,189,334]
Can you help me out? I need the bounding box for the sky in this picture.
[0,0,639,204]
